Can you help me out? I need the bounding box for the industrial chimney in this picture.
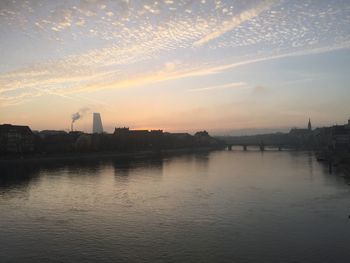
[92,113,103,134]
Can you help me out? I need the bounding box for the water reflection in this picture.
[0,154,170,192]
[1,151,350,263]
[0,159,105,189]
[112,157,164,178]
[0,151,347,192]
[0,164,41,199]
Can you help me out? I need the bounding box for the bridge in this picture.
[215,133,308,151]
[226,143,285,151]
[216,134,295,152]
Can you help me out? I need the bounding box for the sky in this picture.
[1,0,350,135]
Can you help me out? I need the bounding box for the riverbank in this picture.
[315,150,350,177]
[0,146,223,165]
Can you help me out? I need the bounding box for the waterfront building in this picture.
[0,124,35,154]
[331,120,350,151]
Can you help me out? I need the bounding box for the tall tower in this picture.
[308,118,312,131]
[92,113,103,134]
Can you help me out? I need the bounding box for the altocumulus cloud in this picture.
[0,0,350,106]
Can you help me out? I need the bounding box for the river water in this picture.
[0,150,350,262]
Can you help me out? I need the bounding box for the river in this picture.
[1,150,350,262]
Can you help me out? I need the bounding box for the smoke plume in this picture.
[71,112,81,123]
[71,107,90,130]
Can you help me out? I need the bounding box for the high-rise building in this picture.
[92,113,103,134]
[308,118,312,131]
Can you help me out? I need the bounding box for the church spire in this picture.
[308,118,312,131]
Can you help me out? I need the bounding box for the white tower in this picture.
[92,113,103,134]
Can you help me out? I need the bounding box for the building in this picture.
[288,119,314,148]
[289,119,313,137]
[92,113,103,134]
[39,130,67,138]
[113,127,163,137]
[0,124,35,154]
[331,119,350,151]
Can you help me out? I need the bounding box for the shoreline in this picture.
[0,147,223,165]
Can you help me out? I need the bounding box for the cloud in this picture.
[1,0,350,107]
[51,9,73,32]
[0,90,42,107]
[193,0,278,47]
[1,40,350,107]
[187,82,247,92]
[187,41,350,76]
